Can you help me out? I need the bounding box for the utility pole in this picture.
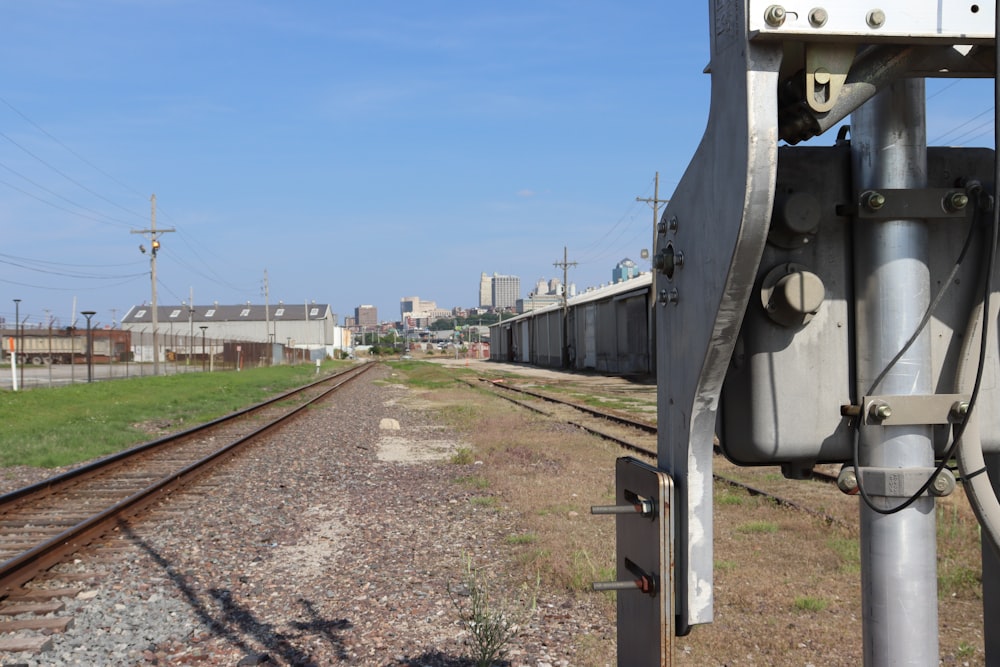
[131,194,175,377]
[263,269,272,343]
[553,246,577,368]
[636,171,669,268]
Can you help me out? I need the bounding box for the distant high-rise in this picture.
[612,258,639,283]
[479,273,493,308]
[491,273,520,309]
[355,304,377,328]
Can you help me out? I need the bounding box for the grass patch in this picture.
[716,489,746,506]
[505,533,538,545]
[827,535,861,574]
[737,520,779,534]
[939,565,980,599]
[451,447,475,465]
[0,362,351,468]
[455,475,490,489]
[793,596,829,612]
[470,496,498,508]
[715,560,738,572]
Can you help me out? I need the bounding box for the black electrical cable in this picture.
[851,21,1000,515]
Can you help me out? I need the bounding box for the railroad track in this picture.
[471,376,850,527]
[0,362,374,651]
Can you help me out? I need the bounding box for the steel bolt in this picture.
[658,288,679,306]
[951,400,970,420]
[837,469,859,494]
[657,219,667,234]
[862,190,886,211]
[668,215,678,232]
[869,402,892,422]
[809,8,829,27]
[945,191,969,212]
[764,5,787,27]
[930,470,957,497]
[866,9,886,28]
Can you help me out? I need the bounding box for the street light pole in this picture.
[199,326,207,372]
[81,311,96,383]
[11,298,20,392]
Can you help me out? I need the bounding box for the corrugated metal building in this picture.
[121,303,341,349]
[489,273,653,376]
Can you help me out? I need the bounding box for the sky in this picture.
[0,1,994,330]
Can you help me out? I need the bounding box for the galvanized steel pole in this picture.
[851,79,938,665]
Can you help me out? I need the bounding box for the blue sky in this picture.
[0,2,993,329]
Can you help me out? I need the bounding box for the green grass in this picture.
[827,536,861,574]
[793,596,829,612]
[737,520,779,534]
[0,362,351,468]
[505,533,538,545]
[455,475,490,489]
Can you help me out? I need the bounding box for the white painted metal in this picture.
[749,1,994,42]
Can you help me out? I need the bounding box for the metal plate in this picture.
[748,1,994,43]
[614,457,674,666]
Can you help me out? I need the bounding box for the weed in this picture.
[794,596,829,612]
[715,560,738,572]
[827,536,861,574]
[470,496,498,508]
[456,475,490,489]
[957,642,976,658]
[449,555,528,667]
[716,490,745,506]
[451,447,475,465]
[938,565,980,599]
[505,533,537,545]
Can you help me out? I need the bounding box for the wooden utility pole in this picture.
[131,194,175,376]
[553,246,577,368]
[636,171,669,266]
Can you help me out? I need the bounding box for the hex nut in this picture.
[866,9,886,28]
[809,8,828,27]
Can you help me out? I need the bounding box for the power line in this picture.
[0,130,146,222]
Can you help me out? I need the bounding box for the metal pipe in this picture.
[851,79,938,665]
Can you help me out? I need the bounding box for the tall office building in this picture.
[355,305,377,328]
[491,273,520,310]
[479,273,493,308]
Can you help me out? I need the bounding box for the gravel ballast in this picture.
[0,365,612,666]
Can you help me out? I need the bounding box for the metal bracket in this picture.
[855,466,957,498]
[804,43,855,112]
[591,457,673,664]
[842,188,971,220]
[850,394,970,426]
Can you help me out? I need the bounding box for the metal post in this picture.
[200,326,207,372]
[851,79,938,664]
[11,298,20,392]
[81,311,96,383]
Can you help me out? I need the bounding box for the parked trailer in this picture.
[12,334,111,365]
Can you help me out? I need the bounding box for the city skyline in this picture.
[0,3,991,331]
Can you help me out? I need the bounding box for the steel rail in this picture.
[471,375,846,525]
[0,362,374,595]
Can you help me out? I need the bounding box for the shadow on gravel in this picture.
[395,651,508,667]
[118,520,353,664]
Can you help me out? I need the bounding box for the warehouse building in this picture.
[121,302,347,364]
[489,273,653,376]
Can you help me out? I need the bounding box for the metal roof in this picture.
[121,303,331,324]
[492,273,652,326]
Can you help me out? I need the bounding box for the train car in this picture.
[8,331,124,365]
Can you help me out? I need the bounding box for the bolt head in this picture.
[866,9,886,28]
[808,8,828,27]
[869,402,892,421]
[837,470,859,494]
[764,5,787,27]
[946,192,969,211]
